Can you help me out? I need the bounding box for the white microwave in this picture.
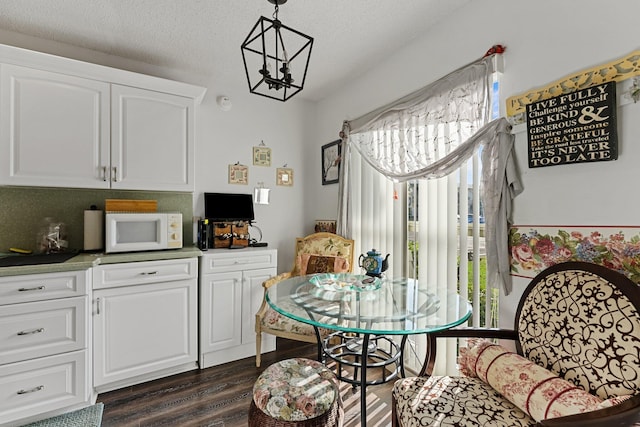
[105,212,183,253]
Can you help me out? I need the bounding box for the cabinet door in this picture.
[200,271,242,353]
[241,267,277,344]
[0,64,110,188]
[111,84,194,191]
[93,279,197,387]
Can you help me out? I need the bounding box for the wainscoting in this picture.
[98,340,394,426]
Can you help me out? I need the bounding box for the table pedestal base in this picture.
[323,332,403,386]
[319,331,407,427]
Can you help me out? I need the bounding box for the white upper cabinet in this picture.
[0,64,111,189]
[0,43,205,192]
[111,85,194,191]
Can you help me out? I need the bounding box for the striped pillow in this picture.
[459,341,603,421]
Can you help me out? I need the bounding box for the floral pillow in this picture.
[253,358,338,421]
[458,340,604,421]
[296,254,349,275]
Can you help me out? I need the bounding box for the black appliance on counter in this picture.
[198,192,263,250]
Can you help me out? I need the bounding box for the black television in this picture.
[204,192,255,222]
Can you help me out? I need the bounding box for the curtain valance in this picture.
[341,54,500,181]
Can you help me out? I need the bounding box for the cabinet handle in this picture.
[17,327,44,336]
[112,166,118,182]
[102,166,108,182]
[96,297,100,315]
[17,385,44,395]
[140,271,159,275]
[18,286,45,292]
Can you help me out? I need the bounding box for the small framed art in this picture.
[253,146,272,166]
[277,167,294,186]
[322,139,341,185]
[228,164,248,184]
[315,220,337,233]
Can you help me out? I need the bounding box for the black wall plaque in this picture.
[526,81,617,168]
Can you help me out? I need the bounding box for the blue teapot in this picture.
[358,249,390,277]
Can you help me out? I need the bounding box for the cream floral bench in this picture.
[392,261,640,426]
[255,232,354,367]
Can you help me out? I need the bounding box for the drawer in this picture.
[93,258,197,289]
[0,270,89,305]
[200,249,277,274]
[0,350,88,426]
[0,296,87,365]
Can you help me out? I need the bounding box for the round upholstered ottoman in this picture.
[249,358,343,427]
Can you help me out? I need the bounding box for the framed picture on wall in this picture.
[228,163,248,184]
[253,146,272,166]
[322,139,341,185]
[277,167,294,186]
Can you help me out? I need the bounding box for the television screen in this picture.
[204,192,255,222]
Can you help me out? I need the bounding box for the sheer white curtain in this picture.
[337,51,522,374]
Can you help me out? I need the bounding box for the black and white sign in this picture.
[526,81,617,168]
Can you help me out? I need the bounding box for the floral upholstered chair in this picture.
[254,232,354,367]
[392,261,640,426]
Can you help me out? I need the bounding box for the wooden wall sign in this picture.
[526,81,617,168]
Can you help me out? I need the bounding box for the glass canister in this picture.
[36,217,69,254]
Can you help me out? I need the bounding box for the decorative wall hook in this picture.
[630,77,640,103]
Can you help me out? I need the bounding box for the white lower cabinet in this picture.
[0,270,90,427]
[92,258,198,392]
[199,248,277,368]
[0,351,87,426]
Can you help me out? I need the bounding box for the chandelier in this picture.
[241,0,313,102]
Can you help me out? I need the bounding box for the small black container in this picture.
[197,219,210,250]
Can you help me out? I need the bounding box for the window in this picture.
[340,56,506,375]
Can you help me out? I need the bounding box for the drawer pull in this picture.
[17,327,45,336]
[17,385,44,395]
[140,271,159,275]
[18,286,45,292]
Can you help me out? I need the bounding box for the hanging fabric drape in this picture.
[342,55,497,180]
[338,52,523,295]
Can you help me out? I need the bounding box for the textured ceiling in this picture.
[0,0,471,101]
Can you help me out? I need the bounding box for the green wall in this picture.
[0,187,193,253]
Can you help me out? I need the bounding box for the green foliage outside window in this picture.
[407,240,495,328]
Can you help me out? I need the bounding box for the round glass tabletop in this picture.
[266,273,472,335]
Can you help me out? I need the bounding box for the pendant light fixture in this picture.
[241,0,313,102]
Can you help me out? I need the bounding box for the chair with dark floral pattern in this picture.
[392,261,640,426]
[255,232,355,367]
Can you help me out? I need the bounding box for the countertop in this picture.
[0,247,203,277]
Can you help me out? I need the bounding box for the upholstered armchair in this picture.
[254,232,355,367]
[393,261,640,426]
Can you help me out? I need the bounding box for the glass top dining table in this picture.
[266,273,472,426]
[265,272,472,335]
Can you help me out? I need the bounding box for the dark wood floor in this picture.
[97,340,394,426]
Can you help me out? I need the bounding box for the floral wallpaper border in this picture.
[509,225,640,283]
